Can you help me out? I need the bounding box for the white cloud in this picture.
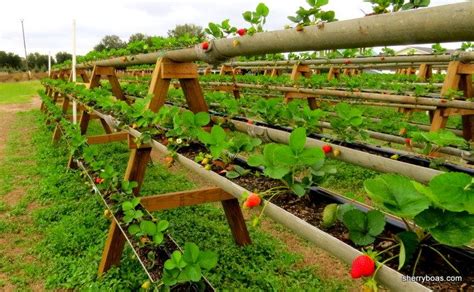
[0,0,468,57]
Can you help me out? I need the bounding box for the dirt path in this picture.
[0,96,45,291]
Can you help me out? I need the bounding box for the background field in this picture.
[0,81,42,104]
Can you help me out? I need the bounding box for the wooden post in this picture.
[417,64,432,81]
[286,64,317,109]
[327,66,340,80]
[291,64,312,80]
[98,220,126,276]
[431,61,474,139]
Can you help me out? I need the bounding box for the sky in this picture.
[0,0,468,57]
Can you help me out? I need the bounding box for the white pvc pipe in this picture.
[72,19,77,124]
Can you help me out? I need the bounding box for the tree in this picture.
[55,51,72,64]
[26,52,51,71]
[167,24,204,40]
[128,33,148,44]
[93,35,126,51]
[0,51,22,70]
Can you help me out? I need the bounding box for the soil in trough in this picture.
[175,146,474,291]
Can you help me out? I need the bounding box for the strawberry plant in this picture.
[225,164,251,179]
[161,242,218,287]
[121,197,144,224]
[204,19,237,39]
[128,219,169,245]
[197,125,232,159]
[410,129,468,157]
[365,0,430,14]
[329,102,368,142]
[287,0,336,27]
[248,128,333,196]
[341,209,386,246]
[242,3,269,35]
[167,110,210,141]
[364,172,473,262]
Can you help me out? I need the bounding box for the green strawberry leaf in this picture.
[364,174,430,218]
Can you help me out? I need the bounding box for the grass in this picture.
[0,80,42,104]
[0,111,353,290]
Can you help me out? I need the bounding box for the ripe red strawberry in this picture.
[95,177,104,184]
[405,138,411,145]
[237,28,247,36]
[244,193,261,208]
[350,255,375,278]
[322,144,332,154]
[201,41,209,50]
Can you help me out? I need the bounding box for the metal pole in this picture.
[72,19,77,124]
[20,19,30,79]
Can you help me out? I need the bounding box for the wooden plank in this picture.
[107,75,126,100]
[79,111,90,135]
[327,67,339,81]
[441,61,462,96]
[147,59,171,112]
[221,199,252,246]
[161,62,199,79]
[430,109,448,132]
[124,147,152,195]
[98,220,126,276]
[179,78,209,113]
[457,63,474,75]
[100,118,113,134]
[442,108,474,117]
[140,187,234,211]
[87,132,128,145]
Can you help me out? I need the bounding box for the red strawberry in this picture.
[95,177,104,184]
[350,255,375,278]
[405,138,411,145]
[237,28,247,36]
[201,41,209,50]
[244,193,261,208]
[322,144,332,154]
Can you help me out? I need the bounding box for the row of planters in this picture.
[40,93,218,291]
[112,79,472,173]
[41,79,474,291]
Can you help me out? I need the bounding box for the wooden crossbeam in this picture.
[161,62,198,79]
[457,63,474,75]
[291,64,311,81]
[87,132,128,145]
[140,187,234,211]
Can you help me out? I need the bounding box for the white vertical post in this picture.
[72,19,77,124]
[48,52,51,77]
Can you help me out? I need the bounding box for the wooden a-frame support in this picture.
[52,66,122,144]
[284,64,318,109]
[430,61,474,140]
[98,58,251,276]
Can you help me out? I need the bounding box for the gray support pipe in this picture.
[213,82,474,110]
[76,2,474,68]
[227,53,474,67]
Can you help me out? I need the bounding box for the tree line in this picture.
[0,51,72,72]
